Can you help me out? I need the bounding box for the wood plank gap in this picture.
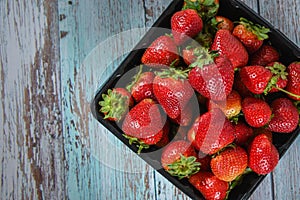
[270,173,275,200]
[153,170,158,200]
[142,0,148,28]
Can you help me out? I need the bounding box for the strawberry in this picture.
[208,90,242,120]
[215,16,234,32]
[182,47,197,66]
[122,98,167,153]
[252,127,273,143]
[210,146,248,182]
[171,9,203,45]
[233,17,269,54]
[141,35,179,68]
[250,44,280,66]
[172,103,194,126]
[126,66,155,102]
[161,140,200,179]
[239,65,272,94]
[191,109,235,155]
[99,88,134,121]
[189,171,229,200]
[188,48,234,101]
[248,134,279,175]
[242,97,272,128]
[233,121,254,146]
[233,72,253,98]
[211,29,249,69]
[153,67,194,119]
[286,61,300,100]
[154,121,170,147]
[268,98,299,133]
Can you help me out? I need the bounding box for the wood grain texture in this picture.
[58,0,157,199]
[0,0,65,199]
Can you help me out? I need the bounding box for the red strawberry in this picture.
[210,146,248,182]
[233,17,269,54]
[253,127,273,143]
[161,140,200,179]
[171,9,203,45]
[153,67,194,119]
[248,134,279,175]
[154,121,170,147]
[141,35,179,68]
[99,88,134,121]
[182,47,197,65]
[122,98,167,153]
[286,61,300,100]
[240,65,272,94]
[211,29,249,69]
[215,16,234,32]
[191,109,235,155]
[242,97,272,128]
[172,103,194,126]
[233,72,253,98]
[250,44,280,66]
[126,66,155,102]
[189,171,229,200]
[188,49,234,101]
[208,90,242,120]
[268,98,299,133]
[233,121,254,146]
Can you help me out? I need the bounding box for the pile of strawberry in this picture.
[99,0,300,199]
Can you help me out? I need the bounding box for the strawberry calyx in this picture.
[229,112,243,124]
[194,17,218,48]
[183,0,219,22]
[99,89,129,121]
[239,17,270,40]
[189,47,219,68]
[126,65,144,91]
[166,154,201,179]
[155,67,189,80]
[123,134,150,154]
[264,62,288,94]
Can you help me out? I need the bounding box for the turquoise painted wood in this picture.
[0,0,299,199]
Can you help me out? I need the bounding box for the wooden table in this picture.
[1,0,299,199]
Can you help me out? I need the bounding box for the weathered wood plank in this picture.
[272,137,300,199]
[258,0,300,45]
[0,0,65,199]
[58,0,157,199]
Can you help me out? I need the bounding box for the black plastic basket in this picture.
[91,0,300,199]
